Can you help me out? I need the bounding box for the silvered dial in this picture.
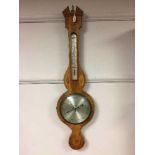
[60,93,91,124]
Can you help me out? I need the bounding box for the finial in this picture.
[72,5,74,11]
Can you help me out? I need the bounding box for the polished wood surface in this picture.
[57,6,95,150]
[57,91,95,149]
[63,6,85,91]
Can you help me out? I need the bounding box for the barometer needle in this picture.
[76,104,84,109]
[66,107,75,114]
[66,104,83,114]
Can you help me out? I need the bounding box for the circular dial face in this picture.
[60,93,91,124]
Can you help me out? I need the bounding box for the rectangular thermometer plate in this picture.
[71,33,78,80]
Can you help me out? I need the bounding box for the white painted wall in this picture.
[20,0,134,155]
[20,0,134,18]
[20,21,134,81]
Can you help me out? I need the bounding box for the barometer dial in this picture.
[60,93,91,124]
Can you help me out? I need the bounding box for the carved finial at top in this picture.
[63,6,83,29]
[63,5,83,17]
[75,6,83,16]
[63,6,70,16]
[72,5,74,11]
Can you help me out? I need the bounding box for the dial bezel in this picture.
[57,91,95,126]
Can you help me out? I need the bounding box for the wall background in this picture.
[19,0,135,155]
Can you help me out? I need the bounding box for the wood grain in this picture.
[57,6,95,150]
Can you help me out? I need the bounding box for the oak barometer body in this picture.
[56,6,95,150]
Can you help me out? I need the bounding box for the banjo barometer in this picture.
[56,6,95,150]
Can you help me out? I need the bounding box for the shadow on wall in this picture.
[79,19,135,80]
[78,26,135,151]
[104,29,135,77]
[79,14,88,79]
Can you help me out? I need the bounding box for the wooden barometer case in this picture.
[56,6,95,150]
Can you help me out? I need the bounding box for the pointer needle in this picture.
[66,108,75,114]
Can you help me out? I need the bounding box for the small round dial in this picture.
[60,93,91,124]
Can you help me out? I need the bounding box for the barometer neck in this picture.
[63,6,85,90]
[63,6,83,52]
[63,6,83,80]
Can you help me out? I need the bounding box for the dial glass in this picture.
[71,33,78,80]
[60,93,91,124]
